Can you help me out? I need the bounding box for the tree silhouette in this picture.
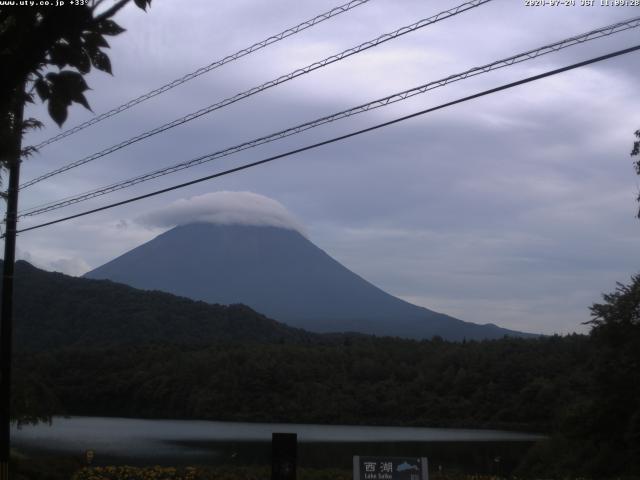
[0,0,151,168]
[633,129,640,217]
[0,0,151,443]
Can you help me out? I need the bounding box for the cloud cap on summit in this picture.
[137,191,307,236]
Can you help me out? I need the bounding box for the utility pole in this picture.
[0,82,25,480]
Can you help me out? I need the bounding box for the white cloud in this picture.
[136,191,307,236]
[15,248,34,265]
[48,257,91,277]
[16,247,90,277]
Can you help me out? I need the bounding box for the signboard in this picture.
[353,456,428,480]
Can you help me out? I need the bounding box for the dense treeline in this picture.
[16,335,588,431]
[16,327,639,477]
[3,261,319,351]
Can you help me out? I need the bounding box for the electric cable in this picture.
[13,44,640,236]
[31,0,373,150]
[19,15,640,217]
[20,0,493,189]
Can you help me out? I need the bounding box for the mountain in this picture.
[85,222,535,340]
[2,260,319,351]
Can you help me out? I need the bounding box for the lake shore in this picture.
[12,416,542,474]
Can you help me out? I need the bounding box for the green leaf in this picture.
[39,71,93,125]
[58,73,91,110]
[34,78,50,101]
[46,71,91,113]
[56,70,89,93]
[83,32,110,50]
[91,50,112,74]
[49,43,73,69]
[49,42,92,75]
[74,49,91,74]
[97,19,126,36]
[73,92,91,111]
[133,0,151,10]
[48,99,68,127]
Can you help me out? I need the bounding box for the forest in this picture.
[15,335,587,431]
[5,262,640,477]
[12,327,639,477]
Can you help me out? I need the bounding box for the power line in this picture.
[19,15,640,218]
[20,0,493,189]
[14,44,640,236]
[30,0,372,150]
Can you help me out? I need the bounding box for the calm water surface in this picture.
[12,416,544,473]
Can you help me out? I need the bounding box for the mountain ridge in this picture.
[85,222,537,340]
[1,259,321,351]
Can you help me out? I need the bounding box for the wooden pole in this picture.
[271,432,297,480]
[0,82,24,480]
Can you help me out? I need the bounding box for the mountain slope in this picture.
[1,260,318,351]
[86,223,535,340]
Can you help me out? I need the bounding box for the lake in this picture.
[12,416,545,474]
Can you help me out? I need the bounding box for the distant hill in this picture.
[85,223,537,340]
[1,260,318,351]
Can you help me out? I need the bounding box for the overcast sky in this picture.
[9,0,640,335]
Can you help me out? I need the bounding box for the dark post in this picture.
[271,432,297,480]
[0,83,24,480]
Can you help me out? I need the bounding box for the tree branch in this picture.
[90,0,107,11]
[94,0,130,22]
